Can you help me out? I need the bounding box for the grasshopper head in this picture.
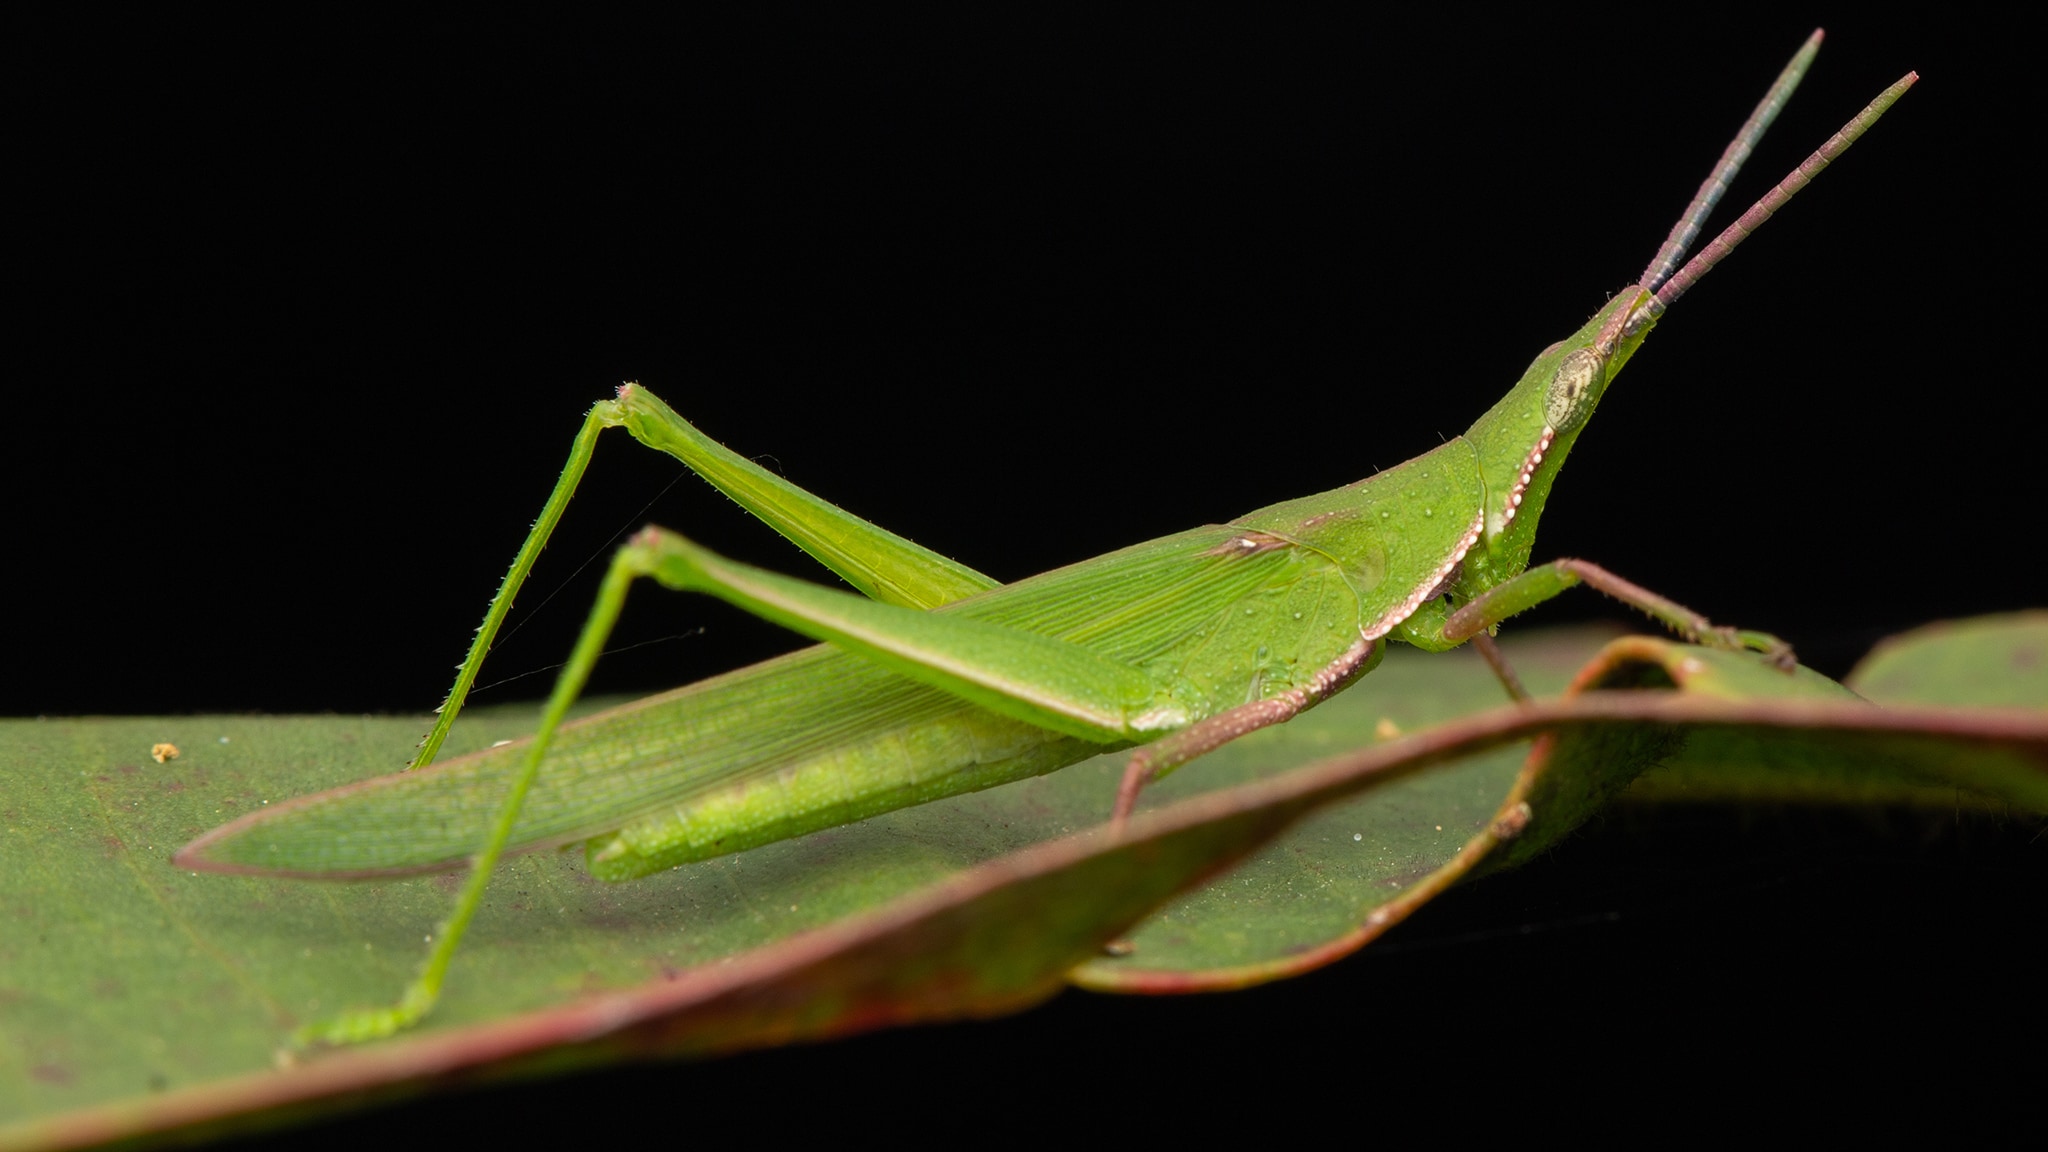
[1460,287,1658,571]
[1446,33,1913,589]
[1541,284,1653,435]
[1542,346,1604,435]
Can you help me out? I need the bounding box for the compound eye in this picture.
[1544,348,1604,432]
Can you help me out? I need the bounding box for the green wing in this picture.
[183,450,1488,881]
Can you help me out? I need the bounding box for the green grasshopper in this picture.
[178,31,1914,1044]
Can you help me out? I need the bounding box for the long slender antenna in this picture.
[1638,28,1825,295]
[1646,70,1916,315]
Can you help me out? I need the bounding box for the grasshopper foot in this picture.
[1700,625,1798,674]
[1744,631,1799,673]
[293,985,435,1048]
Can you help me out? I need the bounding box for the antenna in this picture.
[1648,70,1917,316]
[1639,28,1825,295]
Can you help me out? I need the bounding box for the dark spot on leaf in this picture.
[31,1063,73,1085]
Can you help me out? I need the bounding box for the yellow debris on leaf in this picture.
[150,743,180,764]
[1373,717,1402,741]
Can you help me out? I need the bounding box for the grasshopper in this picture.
[178,31,1915,1043]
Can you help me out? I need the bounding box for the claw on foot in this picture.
[295,1007,406,1049]
[1700,624,1797,674]
[1732,629,1798,673]
[1757,638,1799,673]
[294,985,435,1048]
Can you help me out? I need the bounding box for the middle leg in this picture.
[1112,638,1386,825]
[1443,558,1795,670]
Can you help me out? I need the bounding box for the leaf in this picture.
[0,628,1566,1145]
[1845,610,2048,708]
[6,622,2046,1147]
[5,642,1523,1144]
[1075,628,2048,992]
[1065,628,1606,989]
[1623,612,2048,809]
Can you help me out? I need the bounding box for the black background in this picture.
[10,9,2040,1142]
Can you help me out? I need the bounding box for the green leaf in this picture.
[1081,625,2048,991]
[8,633,1577,1140]
[7,621,2046,1148]
[1067,627,1611,989]
[1625,612,2048,809]
[1845,610,2048,708]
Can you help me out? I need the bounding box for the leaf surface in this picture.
[1845,610,2048,708]
[1623,612,2048,808]
[5,621,2045,1148]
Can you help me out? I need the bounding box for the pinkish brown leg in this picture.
[1470,630,1532,702]
[1444,559,1795,672]
[1111,637,1385,826]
